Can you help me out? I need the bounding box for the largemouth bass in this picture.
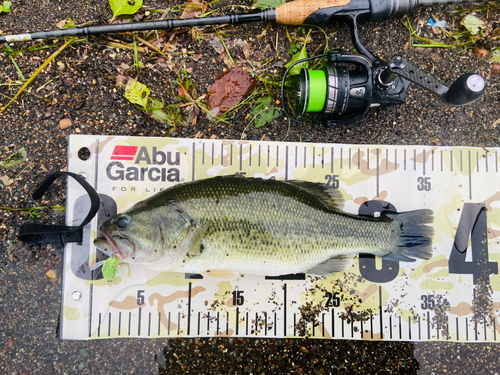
[94,176,434,278]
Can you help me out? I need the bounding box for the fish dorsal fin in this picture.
[286,180,345,211]
[307,255,353,275]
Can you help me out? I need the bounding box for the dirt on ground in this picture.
[0,0,499,374]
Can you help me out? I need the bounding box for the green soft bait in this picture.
[91,255,119,285]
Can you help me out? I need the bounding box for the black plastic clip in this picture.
[17,171,100,247]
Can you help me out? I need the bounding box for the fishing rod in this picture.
[0,0,486,125]
[0,0,480,43]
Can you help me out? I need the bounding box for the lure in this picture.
[91,255,120,285]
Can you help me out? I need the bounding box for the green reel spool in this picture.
[302,69,327,113]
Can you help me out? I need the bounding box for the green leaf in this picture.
[288,42,300,55]
[285,43,308,75]
[492,48,500,63]
[63,18,76,29]
[109,0,143,18]
[124,79,150,108]
[461,14,485,36]
[253,0,284,10]
[0,1,12,13]
[0,147,27,169]
[285,29,312,75]
[250,96,280,129]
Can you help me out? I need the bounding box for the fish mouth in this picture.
[97,229,135,259]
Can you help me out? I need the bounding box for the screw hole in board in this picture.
[78,147,91,161]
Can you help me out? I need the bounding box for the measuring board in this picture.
[60,135,500,342]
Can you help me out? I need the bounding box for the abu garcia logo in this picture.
[106,146,180,182]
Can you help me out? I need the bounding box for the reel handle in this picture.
[385,56,485,106]
[444,73,485,106]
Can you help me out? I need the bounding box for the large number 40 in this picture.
[449,203,498,284]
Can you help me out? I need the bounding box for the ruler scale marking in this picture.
[285,146,288,181]
[239,144,242,171]
[469,151,472,200]
[88,284,94,338]
[159,312,161,336]
[376,148,379,197]
[128,312,131,336]
[331,147,334,173]
[423,149,426,176]
[148,312,151,337]
[98,313,101,337]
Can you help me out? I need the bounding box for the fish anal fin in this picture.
[202,269,241,279]
[307,255,353,275]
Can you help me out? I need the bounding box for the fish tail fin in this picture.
[384,209,434,262]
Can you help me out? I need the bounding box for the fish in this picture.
[94,175,434,278]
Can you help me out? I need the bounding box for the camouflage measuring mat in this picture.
[60,135,500,341]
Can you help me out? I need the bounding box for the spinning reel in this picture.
[281,18,485,127]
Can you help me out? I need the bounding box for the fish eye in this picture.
[116,215,130,230]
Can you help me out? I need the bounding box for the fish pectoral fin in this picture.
[184,223,210,257]
[202,269,241,279]
[306,255,353,275]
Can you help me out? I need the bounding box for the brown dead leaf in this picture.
[207,67,256,114]
[430,52,444,62]
[242,40,264,61]
[0,175,18,186]
[472,48,489,59]
[181,0,206,19]
[115,74,128,88]
[492,65,500,75]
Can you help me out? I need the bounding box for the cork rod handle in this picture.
[275,0,352,25]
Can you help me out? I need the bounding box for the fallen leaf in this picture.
[0,1,11,14]
[473,48,489,59]
[249,96,280,128]
[0,175,16,186]
[0,147,27,169]
[109,0,143,19]
[492,48,500,63]
[181,0,205,19]
[115,74,128,88]
[253,0,284,10]
[124,79,150,108]
[46,270,57,279]
[461,14,485,36]
[492,65,500,75]
[207,67,256,114]
[56,18,76,29]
